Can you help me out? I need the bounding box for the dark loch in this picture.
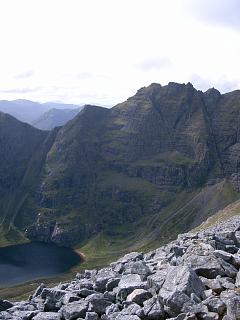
[0,242,81,287]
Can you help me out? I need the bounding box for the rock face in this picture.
[1,83,240,247]
[1,216,240,320]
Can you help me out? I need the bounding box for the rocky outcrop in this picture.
[1,216,239,319]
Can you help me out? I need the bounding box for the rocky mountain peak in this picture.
[204,87,221,96]
[68,105,109,128]
[203,88,222,114]
[204,87,221,101]
[168,81,193,89]
[80,104,108,113]
[135,82,195,99]
[136,83,162,96]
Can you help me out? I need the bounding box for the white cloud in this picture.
[0,0,239,105]
[15,71,34,79]
[182,0,240,30]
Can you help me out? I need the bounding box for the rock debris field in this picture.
[1,216,240,320]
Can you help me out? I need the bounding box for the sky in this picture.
[0,0,239,106]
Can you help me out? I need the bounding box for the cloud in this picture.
[184,0,240,30]
[65,72,110,81]
[0,0,239,104]
[136,57,172,71]
[215,78,240,93]
[15,70,34,79]
[0,87,41,94]
[189,74,240,93]
[189,74,213,92]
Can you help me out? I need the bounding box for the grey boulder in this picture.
[60,301,88,320]
[126,289,152,305]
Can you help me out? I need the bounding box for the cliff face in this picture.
[1,83,240,248]
[0,112,59,244]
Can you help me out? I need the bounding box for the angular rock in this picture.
[74,279,94,290]
[120,302,144,318]
[147,266,169,292]
[226,296,240,320]
[62,292,80,304]
[200,277,223,293]
[88,297,112,315]
[143,296,165,319]
[182,254,224,278]
[0,300,13,312]
[85,311,99,320]
[200,312,219,320]
[60,300,88,320]
[78,288,98,298]
[113,252,143,265]
[32,312,61,320]
[159,266,205,302]
[33,284,46,298]
[10,310,37,319]
[114,315,141,320]
[218,277,235,290]
[40,288,66,301]
[103,291,116,303]
[117,274,147,301]
[123,261,151,280]
[203,297,226,315]
[213,250,232,261]
[94,268,117,292]
[126,289,152,305]
[106,278,121,291]
[235,271,240,287]
[218,258,238,278]
[167,313,197,320]
[164,291,190,316]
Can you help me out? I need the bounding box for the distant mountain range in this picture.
[32,107,83,130]
[0,82,240,258]
[0,99,82,128]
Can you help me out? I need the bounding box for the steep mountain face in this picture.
[1,82,240,250]
[0,100,81,125]
[0,112,60,244]
[32,107,82,130]
[0,112,46,193]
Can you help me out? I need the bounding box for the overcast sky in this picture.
[0,0,239,105]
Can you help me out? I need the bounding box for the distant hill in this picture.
[0,99,81,124]
[32,107,83,130]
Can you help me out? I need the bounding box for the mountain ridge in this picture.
[0,82,240,255]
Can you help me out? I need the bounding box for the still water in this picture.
[0,242,81,287]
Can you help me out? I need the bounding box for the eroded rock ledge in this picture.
[1,216,240,320]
